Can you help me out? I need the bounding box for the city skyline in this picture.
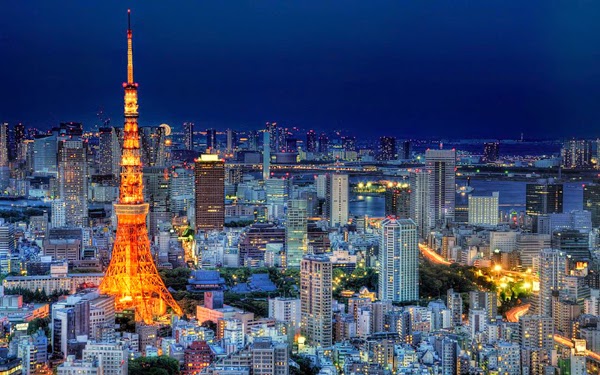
[3,2,600,137]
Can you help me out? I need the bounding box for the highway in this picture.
[505,303,530,323]
[554,334,600,363]
[418,243,452,265]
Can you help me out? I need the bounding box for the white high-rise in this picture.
[58,139,88,227]
[378,218,419,303]
[425,149,456,225]
[329,174,348,227]
[537,249,567,317]
[286,199,308,267]
[82,342,128,375]
[268,297,301,329]
[468,192,499,226]
[410,168,433,238]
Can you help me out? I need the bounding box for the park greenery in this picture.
[4,287,69,303]
[129,356,180,375]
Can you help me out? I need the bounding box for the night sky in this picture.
[2,1,600,138]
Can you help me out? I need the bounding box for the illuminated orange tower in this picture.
[100,10,182,323]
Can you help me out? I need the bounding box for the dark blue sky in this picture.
[2,1,600,138]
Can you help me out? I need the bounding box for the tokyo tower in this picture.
[100,10,182,323]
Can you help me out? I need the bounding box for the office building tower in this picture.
[483,142,499,163]
[342,136,356,152]
[305,130,317,153]
[194,154,225,232]
[300,255,332,348]
[57,356,101,375]
[425,149,456,225]
[58,139,88,227]
[552,229,591,261]
[377,136,397,161]
[263,131,270,180]
[206,128,217,150]
[265,178,289,207]
[144,167,171,238]
[469,290,498,321]
[250,337,289,375]
[447,289,463,326]
[329,174,348,227]
[583,182,600,227]
[519,315,554,350]
[139,126,167,167]
[438,338,458,375]
[537,249,567,317]
[0,123,8,168]
[12,122,25,162]
[378,218,419,302]
[410,168,433,238]
[562,139,592,168]
[495,341,520,375]
[384,183,410,218]
[516,234,551,269]
[51,199,67,228]
[318,133,328,154]
[400,140,412,160]
[98,127,121,178]
[315,174,328,199]
[468,192,499,226]
[33,134,58,174]
[226,129,237,153]
[286,199,308,268]
[526,181,563,217]
[0,221,15,274]
[537,210,592,235]
[82,342,129,375]
[247,130,260,151]
[183,122,194,150]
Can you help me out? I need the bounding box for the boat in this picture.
[456,177,475,195]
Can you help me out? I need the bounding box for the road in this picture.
[418,243,451,265]
[505,303,530,323]
[554,334,600,362]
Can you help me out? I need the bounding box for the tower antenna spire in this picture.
[127,9,134,84]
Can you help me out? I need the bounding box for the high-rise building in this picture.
[268,297,301,329]
[98,127,121,178]
[183,341,214,375]
[378,218,419,303]
[537,249,567,317]
[483,142,499,163]
[377,136,397,161]
[552,229,591,261]
[516,233,551,269]
[263,131,270,180]
[561,139,592,168]
[384,183,410,218]
[447,289,463,326]
[183,122,194,150]
[400,140,412,160]
[0,123,8,168]
[139,126,167,166]
[12,122,26,162]
[194,154,225,232]
[526,181,563,217]
[583,182,600,227]
[306,130,317,153]
[342,136,356,152]
[286,199,308,268]
[58,139,88,227]
[206,128,217,150]
[144,167,171,238]
[99,11,182,324]
[250,337,289,375]
[226,129,237,153]
[495,341,520,375]
[410,168,433,238]
[300,255,332,348]
[33,134,58,174]
[469,290,498,321]
[468,192,499,226]
[82,342,129,375]
[519,315,554,350]
[329,174,348,227]
[425,149,456,225]
[318,133,328,154]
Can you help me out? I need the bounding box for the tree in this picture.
[129,356,180,375]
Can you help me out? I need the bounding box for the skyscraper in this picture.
[561,139,592,168]
[410,168,433,238]
[425,149,456,225]
[306,130,317,153]
[226,129,237,153]
[329,174,348,227]
[286,199,308,268]
[263,131,270,180]
[342,136,356,152]
[139,126,167,166]
[537,249,567,317]
[378,218,419,303]
[13,122,25,162]
[468,192,499,226]
[98,127,119,178]
[318,133,328,154]
[526,181,563,223]
[183,122,194,150]
[144,166,171,238]
[583,182,600,227]
[194,154,225,232]
[0,123,8,167]
[483,142,499,163]
[100,10,182,323]
[57,139,88,227]
[377,136,397,161]
[384,183,410,219]
[206,128,217,150]
[300,255,332,348]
